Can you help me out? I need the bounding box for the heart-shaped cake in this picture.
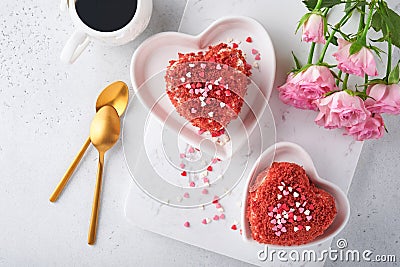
[165,43,252,137]
[246,162,337,246]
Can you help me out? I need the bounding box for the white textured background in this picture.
[0,0,398,266]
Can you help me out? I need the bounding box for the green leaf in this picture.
[388,61,400,84]
[291,51,302,70]
[345,0,367,13]
[296,13,312,33]
[302,0,342,11]
[328,35,338,46]
[371,10,383,32]
[377,1,400,49]
[349,42,363,55]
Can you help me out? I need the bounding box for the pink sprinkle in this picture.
[179,163,185,168]
[188,147,195,153]
[270,219,277,224]
[211,158,218,164]
[183,192,190,198]
[206,98,212,104]
[223,64,229,70]
[183,221,190,228]
[201,219,207,224]
[215,90,221,96]
[203,177,209,183]
[189,181,195,187]
[225,90,231,96]
[191,108,197,114]
[275,231,281,237]
[215,203,222,208]
[255,54,261,60]
[277,224,283,229]
[201,189,208,195]
[251,48,258,55]
[216,64,222,70]
[268,212,274,217]
[195,88,200,94]
[277,203,282,208]
[213,215,219,221]
[281,218,287,224]
[281,227,287,233]
[219,214,225,219]
[309,204,315,210]
[189,89,194,94]
[297,216,302,222]
[272,226,278,231]
[283,190,289,196]
[306,216,312,221]
[180,153,186,158]
[301,195,306,201]
[272,207,278,213]
[299,207,304,213]
[200,63,207,69]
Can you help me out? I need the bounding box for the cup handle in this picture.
[60,30,90,64]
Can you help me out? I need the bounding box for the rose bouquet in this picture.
[278,0,400,141]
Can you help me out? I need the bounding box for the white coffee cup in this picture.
[60,0,152,64]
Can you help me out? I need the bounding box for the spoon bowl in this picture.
[88,105,120,245]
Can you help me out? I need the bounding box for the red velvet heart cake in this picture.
[165,43,252,137]
[246,162,337,246]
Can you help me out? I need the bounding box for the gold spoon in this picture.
[88,105,120,245]
[49,81,128,202]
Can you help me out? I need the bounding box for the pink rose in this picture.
[314,91,370,129]
[333,38,378,77]
[278,65,337,111]
[345,114,385,141]
[365,83,400,115]
[302,14,326,44]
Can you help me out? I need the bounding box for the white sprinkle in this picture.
[304,210,310,216]
[220,102,226,108]
[278,186,284,191]
[277,194,282,200]
[189,63,195,67]
[185,84,191,89]
[294,227,299,232]
[227,37,233,43]
[214,80,220,85]
[208,84,213,90]
[302,201,307,207]
[293,215,297,221]
[295,202,301,208]
[200,170,208,177]
[306,226,311,231]
[180,77,186,82]
[288,187,293,192]
[281,182,285,186]
[293,192,300,198]
[283,214,289,219]
[186,72,192,78]
[201,102,206,107]
[199,96,205,101]
[252,61,259,69]
[276,214,281,219]
[277,219,281,224]
[217,207,224,213]
[208,112,214,117]
[206,218,212,224]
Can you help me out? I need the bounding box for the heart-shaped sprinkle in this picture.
[306,226,311,231]
[268,212,274,217]
[181,171,187,176]
[278,185,284,191]
[281,227,287,233]
[232,43,238,48]
[189,89,194,94]
[304,210,310,216]
[225,90,231,96]
[293,192,300,198]
[216,64,222,70]
[270,219,276,224]
[281,218,287,224]
[272,226,278,231]
[183,192,189,198]
[295,202,301,208]
[200,63,207,69]
[201,189,208,195]
[299,207,304,213]
[201,102,206,107]
[199,96,205,101]
[273,207,278,213]
[207,166,213,171]
[206,98,212,104]
[306,216,313,221]
[251,49,258,55]
[183,221,190,228]
[219,214,225,219]
[189,181,195,187]
[179,163,185,168]
[246,36,253,43]
[255,54,261,60]
[294,226,299,232]
[276,214,281,219]
[231,224,237,230]
[283,214,289,219]
[213,215,219,221]
[283,190,289,196]
[277,194,282,200]
[288,187,293,192]
[203,177,209,183]
[215,90,221,95]
[191,108,197,114]
[275,231,281,237]
[220,102,226,108]
[186,72,191,78]
[309,204,315,210]
[189,63,195,67]
[277,224,283,229]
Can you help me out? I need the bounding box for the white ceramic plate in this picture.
[130,16,276,160]
[241,142,350,249]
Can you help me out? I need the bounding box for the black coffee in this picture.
[76,0,137,32]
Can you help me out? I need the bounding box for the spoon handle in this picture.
[88,152,104,245]
[49,137,91,202]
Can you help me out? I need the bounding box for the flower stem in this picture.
[359,1,375,45]
[318,11,353,63]
[336,70,342,86]
[386,26,392,80]
[307,42,316,64]
[358,4,365,34]
[314,0,323,10]
[343,73,350,90]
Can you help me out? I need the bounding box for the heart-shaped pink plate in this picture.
[130,16,276,159]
